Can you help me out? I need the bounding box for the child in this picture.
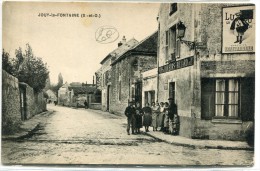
[172,113,180,135]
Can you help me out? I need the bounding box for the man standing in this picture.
[124,101,136,135]
[84,100,88,109]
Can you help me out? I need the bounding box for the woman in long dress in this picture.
[163,102,169,134]
[142,103,152,132]
[151,102,160,131]
[157,102,165,131]
[135,102,143,134]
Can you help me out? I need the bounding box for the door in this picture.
[169,82,176,102]
[135,82,142,107]
[20,88,26,120]
[107,85,110,111]
[144,91,155,106]
[145,91,148,105]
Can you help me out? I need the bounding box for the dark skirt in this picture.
[136,115,143,128]
[143,113,152,126]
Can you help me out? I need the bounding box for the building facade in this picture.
[110,32,158,115]
[46,89,57,103]
[58,82,97,107]
[58,82,71,106]
[98,37,139,112]
[142,68,157,107]
[156,3,255,140]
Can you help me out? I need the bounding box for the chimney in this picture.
[93,76,95,85]
[118,41,123,47]
[122,36,126,44]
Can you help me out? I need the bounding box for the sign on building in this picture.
[222,5,255,53]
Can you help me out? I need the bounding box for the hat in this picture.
[168,97,174,100]
[235,12,242,16]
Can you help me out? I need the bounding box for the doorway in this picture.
[135,82,142,107]
[107,85,110,111]
[144,90,155,106]
[20,88,27,121]
[169,82,176,102]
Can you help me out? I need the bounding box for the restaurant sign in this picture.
[159,56,194,74]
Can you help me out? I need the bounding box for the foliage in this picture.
[43,91,49,99]
[2,49,14,75]
[2,44,49,93]
[50,73,63,95]
[58,73,63,88]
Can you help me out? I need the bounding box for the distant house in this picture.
[58,82,70,106]
[57,82,100,108]
[46,89,57,104]
[68,86,96,107]
[69,82,82,87]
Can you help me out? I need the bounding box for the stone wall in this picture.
[193,119,253,140]
[25,83,37,119]
[201,60,255,77]
[35,91,47,114]
[2,70,47,135]
[100,56,112,112]
[20,82,47,119]
[2,70,22,134]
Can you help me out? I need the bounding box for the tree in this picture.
[14,44,49,93]
[50,73,64,96]
[2,49,14,75]
[13,47,24,74]
[57,73,63,88]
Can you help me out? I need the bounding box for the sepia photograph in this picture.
[1,1,255,167]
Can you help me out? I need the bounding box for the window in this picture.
[165,30,169,62]
[169,3,177,16]
[169,26,177,61]
[215,79,240,118]
[132,60,138,71]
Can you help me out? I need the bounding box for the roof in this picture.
[69,86,96,95]
[100,38,139,64]
[111,31,158,65]
[46,89,57,97]
[69,82,82,87]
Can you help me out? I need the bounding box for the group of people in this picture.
[124,98,180,135]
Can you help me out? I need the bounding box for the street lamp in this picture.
[177,21,195,50]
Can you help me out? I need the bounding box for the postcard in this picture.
[2,1,255,166]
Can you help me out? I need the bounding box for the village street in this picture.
[2,105,253,165]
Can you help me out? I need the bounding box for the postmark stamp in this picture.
[95,26,119,44]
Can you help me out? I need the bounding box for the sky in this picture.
[3,2,160,85]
